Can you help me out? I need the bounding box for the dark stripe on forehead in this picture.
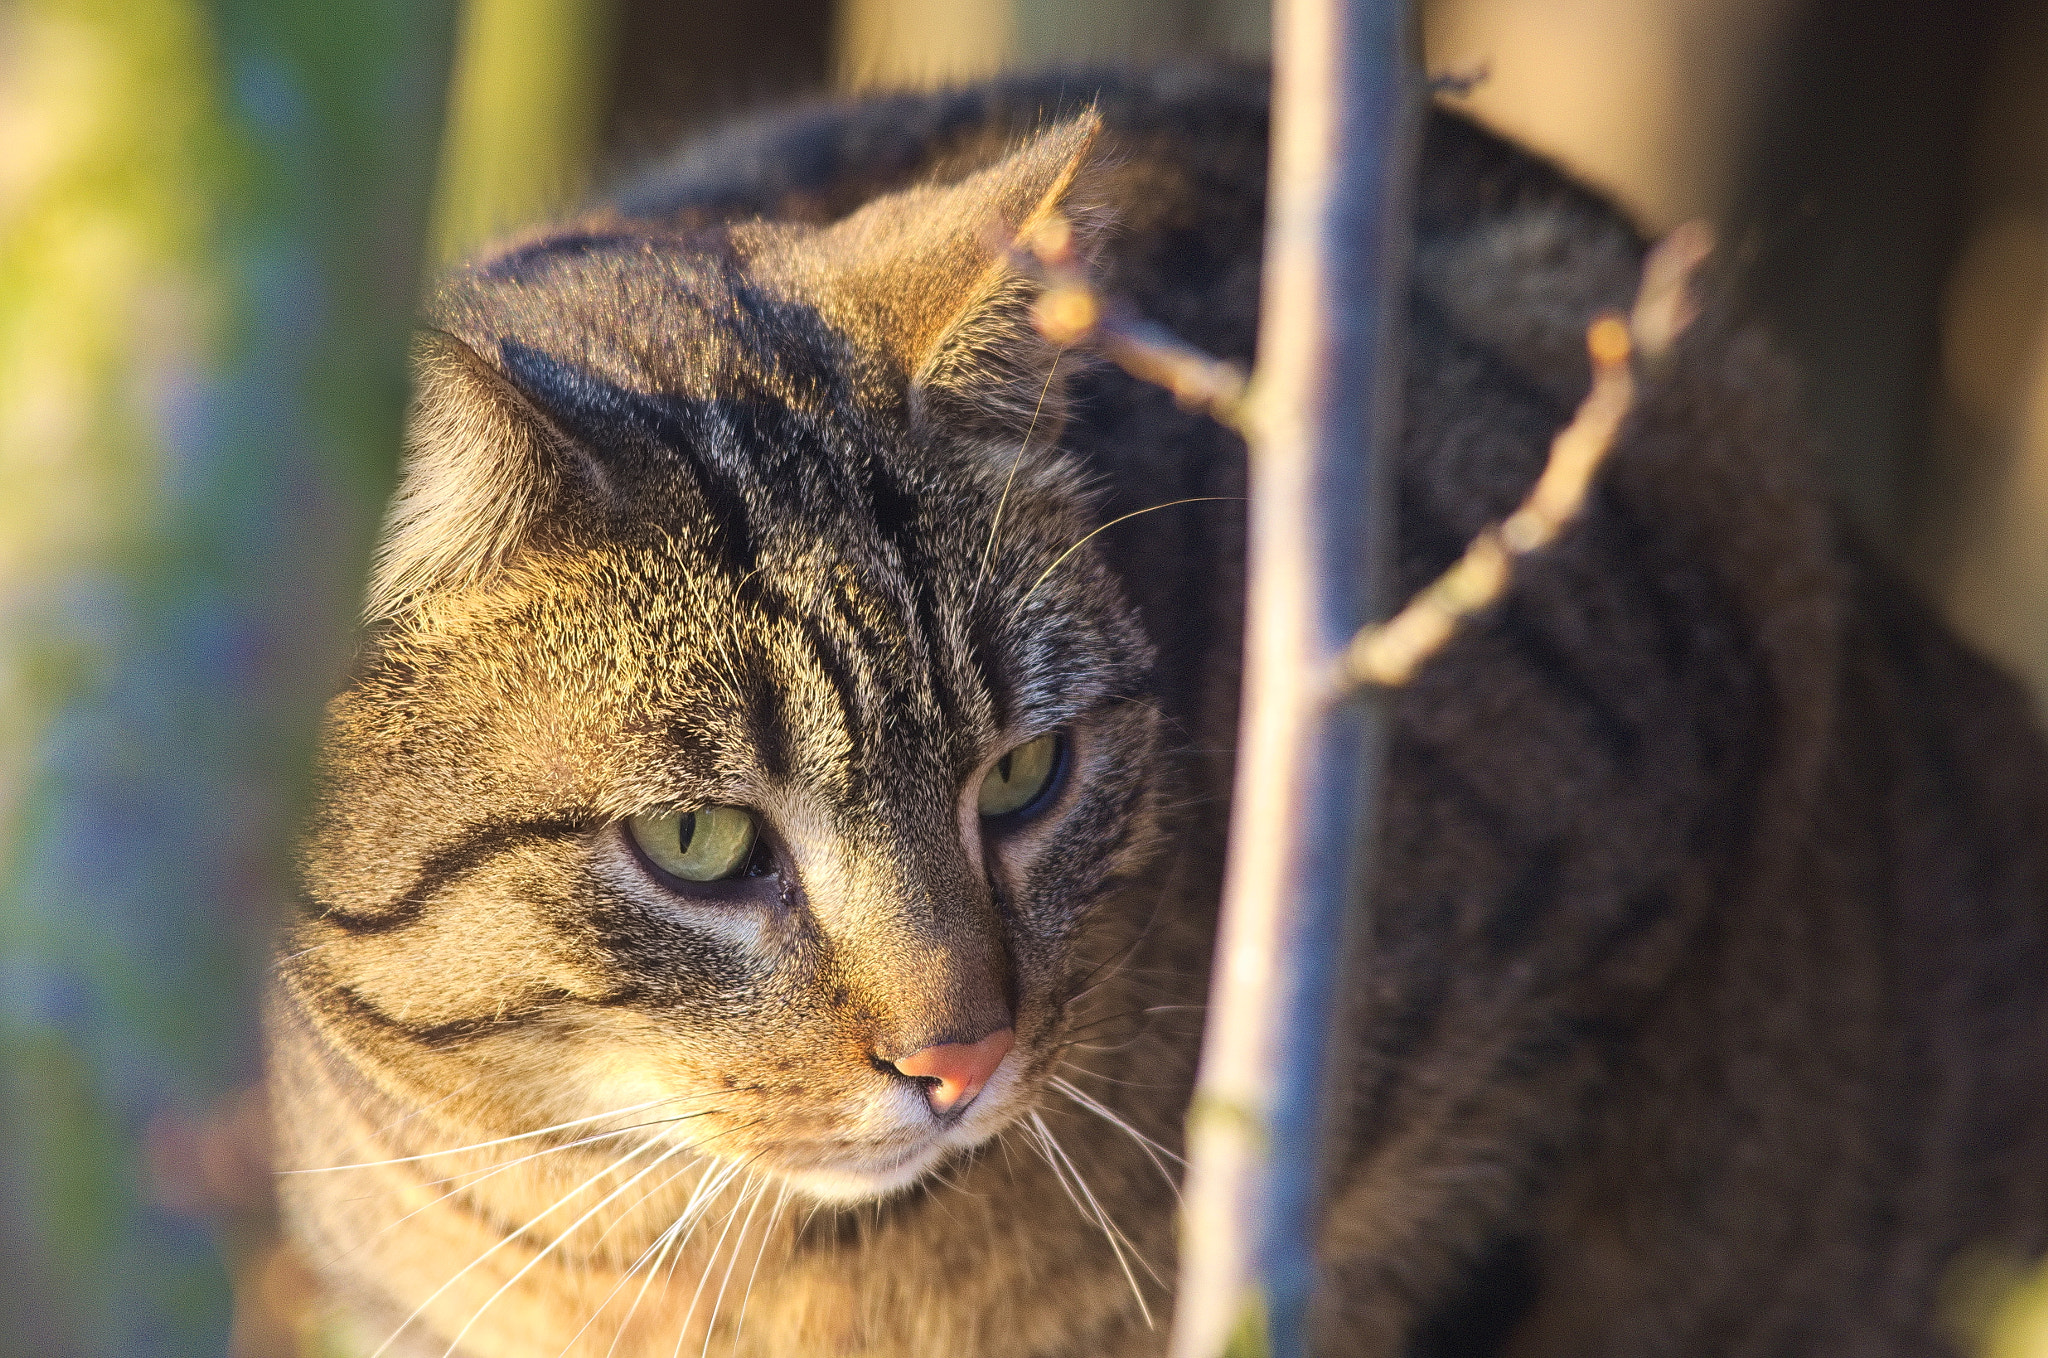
[802,574,983,796]
[745,658,793,779]
[491,345,771,583]
[637,401,761,582]
[965,608,1015,735]
[857,452,945,647]
[913,574,974,742]
[796,609,867,766]
[864,453,920,542]
[309,815,597,935]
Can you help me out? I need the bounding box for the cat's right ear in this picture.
[752,113,1112,446]
[364,331,570,623]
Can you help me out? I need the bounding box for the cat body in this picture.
[273,67,2048,1358]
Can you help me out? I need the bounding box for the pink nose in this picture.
[890,1028,1015,1116]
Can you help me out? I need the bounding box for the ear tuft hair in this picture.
[751,111,1113,446]
[364,332,566,623]
[907,113,1111,440]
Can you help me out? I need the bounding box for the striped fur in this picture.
[274,68,2048,1358]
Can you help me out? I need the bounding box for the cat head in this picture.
[291,114,1170,1201]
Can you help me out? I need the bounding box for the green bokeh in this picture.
[0,0,452,1350]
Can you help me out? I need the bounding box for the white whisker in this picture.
[699,1176,768,1358]
[1048,1075,1183,1196]
[731,1182,791,1356]
[323,1119,690,1273]
[1028,1111,1158,1326]
[287,1093,695,1174]
[315,1106,729,1282]
[970,348,1066,612]
[369,1136,668,1358]
[584,1145,714,1256]
[670,1165,763,1358]
[1019,497,1241,608]
[435,1137,697,1358]
[609,1217,689,1356]
[567,1198,690,1358]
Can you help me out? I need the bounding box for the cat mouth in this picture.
[758,1073,1027,1203]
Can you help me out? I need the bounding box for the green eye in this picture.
[627,806,761,882]
[977,734,1063,817]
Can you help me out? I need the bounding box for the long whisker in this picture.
[323,1110,724,1275]
[355,1106,725,1202]
[1048,1075,1183,1196]
[286,1093,695,1174]
[370,1136,668,1358]
[1053,1005,1205,1052]
[1027,1112,1158,1326]
[598,1222,686,1358]
[647,1161,749,1354]
[1026,1116,1151,1325]
[670,1161,768,1358]
[1054,1060,1195,1092]
[1060,845,1197,1010]
[1019,497,1242,608]
[970,348,1067,611]
[732,1182,792,1357]
[373,1118,763,1358]
[436,1138,698,1358]
[643,1143,771,1349]
[585,1140,723,1253]
[635,1145,769,1353]
[699,1176,769,1358]
[1038,1117,1162,1290]
[567,1195,693,1358]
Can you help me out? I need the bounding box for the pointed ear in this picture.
[365,332,569,623]
[791,111,1111,442]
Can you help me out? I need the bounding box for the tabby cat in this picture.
[271,66,2048,1357]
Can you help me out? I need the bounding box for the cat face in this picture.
[288,116,1169,1203]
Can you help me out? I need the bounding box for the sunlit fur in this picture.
[274,68,2048,1358]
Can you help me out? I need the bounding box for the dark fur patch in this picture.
[312,815,597,935]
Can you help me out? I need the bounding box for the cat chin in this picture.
[770,1098,1021,1204]
[775,1150,951,1204]
[771,1119,1004,1204]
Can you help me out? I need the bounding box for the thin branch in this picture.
[1013,217,1251,429]
[1020,207,1713,702]
[1336,220,1713,692]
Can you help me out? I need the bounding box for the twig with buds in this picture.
[1019,213,1715,699]
[1335,219,1712,691]
[1014,217,1251,429]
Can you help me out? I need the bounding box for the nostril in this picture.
[887,1027,1015,1117]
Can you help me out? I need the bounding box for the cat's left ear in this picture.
[780,111,1111,442]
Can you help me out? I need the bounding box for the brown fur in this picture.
[273,67,2048,1357]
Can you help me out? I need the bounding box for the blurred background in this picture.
[2,0,2044,1352]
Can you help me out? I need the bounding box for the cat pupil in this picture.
[676,812,696,855]
[996,753,1014,784]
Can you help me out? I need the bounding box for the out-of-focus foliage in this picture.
[1948,1251,2048,1358]
[1986,1267,2048,1358]
[835,0,1263,91]
[432,0,616,262]
[0,0,450,1351]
